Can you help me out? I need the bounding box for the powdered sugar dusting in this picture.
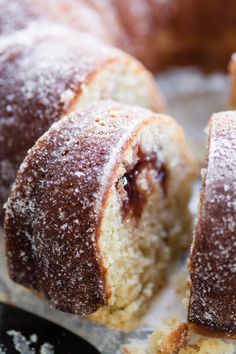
[189,111,236,335]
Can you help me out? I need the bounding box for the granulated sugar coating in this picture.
[188,111,236,338]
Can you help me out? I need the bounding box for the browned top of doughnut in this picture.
[188,111,236,338]
[5,101,172,314]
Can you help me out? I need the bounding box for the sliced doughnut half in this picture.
[5,101,196,331]
[188,111,236,338]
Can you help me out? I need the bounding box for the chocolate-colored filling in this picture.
[118,148,166,221]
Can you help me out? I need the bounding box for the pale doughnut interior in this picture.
[70,57,164,113]
[91,119,194,330]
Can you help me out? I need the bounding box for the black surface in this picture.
[0,302,100,354]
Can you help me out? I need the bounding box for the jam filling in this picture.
[117,148,167,222]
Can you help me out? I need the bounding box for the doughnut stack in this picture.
[1,0,236,335]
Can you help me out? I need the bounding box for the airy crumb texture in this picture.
[122,319,235,354]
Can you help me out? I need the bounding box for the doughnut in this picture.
[4,100,196,330]
[2,0,236,72]
[0,25,163,221]
[188,111,236,338]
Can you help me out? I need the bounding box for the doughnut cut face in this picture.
[91,119,195,330]
[188,112,236,338]
[5,101,196,330]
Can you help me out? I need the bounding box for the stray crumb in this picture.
[0,345,7,354]
[122,318,235,354]
[40,342,54,354]
[30,334,38,343]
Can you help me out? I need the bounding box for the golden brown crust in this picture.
[188,111,236,338]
